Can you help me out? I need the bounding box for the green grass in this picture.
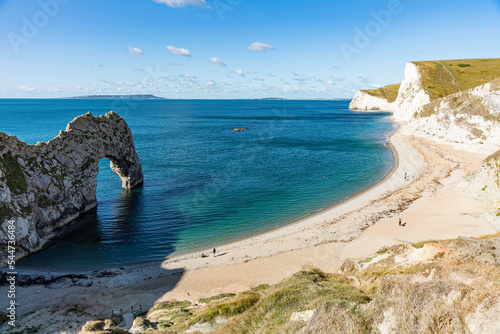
[77,237,500,333]
[149,300,192,312]
[412,240,438,249]
[199,293,236,304]
[362,83,401,103]
[146,300,195,331]
[0,204,13,221]
[414,58,500,100]
[193,291,261,324]
[142,268,369,333]
[212,268,369,333]
[0,152,27,194]
[20,205,32,216]
[376,247,389,254]
[81,158,96,172]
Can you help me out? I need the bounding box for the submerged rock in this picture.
[0,111,143,263]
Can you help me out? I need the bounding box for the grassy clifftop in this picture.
[70,234,500,334]
[361,83,401,103]
[5,234,499,333]
[415,58,500,100]
[359,58,500,103]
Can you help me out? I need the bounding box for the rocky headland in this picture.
[349,83,400,111]
[0,111,143,262]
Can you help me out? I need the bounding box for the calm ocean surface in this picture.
[0,99,396,270]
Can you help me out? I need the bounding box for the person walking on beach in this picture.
[213,248,216,257]
[399,218,402,226]
[404,172,407,180]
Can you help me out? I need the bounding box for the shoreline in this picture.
[4,125,416,280]
[11,119,400,274]
[158,125,401,265]
[1,125,497,329]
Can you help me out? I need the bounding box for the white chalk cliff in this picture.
[402,78,500,152]
[349,90,395,111]
[392,62,432,122]
[0,111,143,262]
[464,150,500,230]
[351,61,499,151]
[351,60,500,232]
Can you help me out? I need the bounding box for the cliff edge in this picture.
[0,111,143,262]
[349,83,400,112]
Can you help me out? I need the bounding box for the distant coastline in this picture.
[59,94,167,100]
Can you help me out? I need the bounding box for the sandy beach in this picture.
[2,124,497,330]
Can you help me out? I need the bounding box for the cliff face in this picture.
[403,78,500,151]
[464,150,500,229]
[348,90,395,111]
[351,60,500,151]
[393,62,431,121]
[0,111,143,261]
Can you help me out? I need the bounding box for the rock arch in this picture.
[0,111,143,261]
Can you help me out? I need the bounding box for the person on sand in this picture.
[404,172,407,180]
[213,248,216,257]
[399,218,402,226]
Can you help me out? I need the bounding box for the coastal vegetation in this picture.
[0,152,27,194]
[359,58,500,103]
[415,58,500,100]
[65,234,500,334]
[362,83,401,103]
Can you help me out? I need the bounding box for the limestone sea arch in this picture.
[0,111,143,261]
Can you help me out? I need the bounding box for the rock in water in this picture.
[0,111,143,262]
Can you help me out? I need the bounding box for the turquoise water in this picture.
[0,99,396,270]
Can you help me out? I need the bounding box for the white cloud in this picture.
[180,73,197,78]
[267,73,277,77]
[209,57,226,66]
[17,85,37,93]
[90,63,103,67]
[293,76,307,82]
[154,0,208,8]
[128,46,144,55]
[248,42,275,51]
[166,45,191,56]
[490,28,498,33]
[292,72,305,76]
[235,69,244,76]
[253,76,264,81]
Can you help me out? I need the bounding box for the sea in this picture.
[0,99,397,271]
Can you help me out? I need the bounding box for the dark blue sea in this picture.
[0,99,396,270]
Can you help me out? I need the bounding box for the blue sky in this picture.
[0,0,499,99]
